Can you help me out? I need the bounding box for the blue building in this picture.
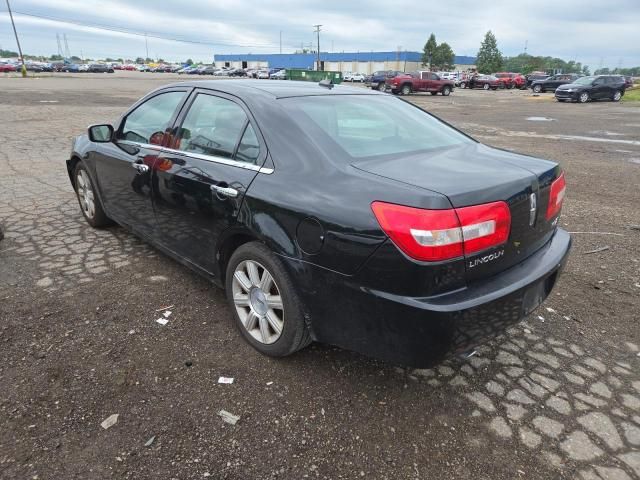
[214,51,476,73]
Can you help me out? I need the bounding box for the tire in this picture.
[376,83,385,91]
[225,241,312,357]
[612,90,622,102]
[507,83,513,89]
[442,86,451,96]
[578,92,590,103]
[483,83,490,90]
[401,84,412,95]
[533,84,542,93]
[73,162,110,228]
[459,81,466,89]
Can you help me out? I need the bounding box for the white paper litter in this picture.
[266,381,273,386]
[101,414,119,430]
[163,310,172,318]
[144,435,155,447]
[546,307,556,313]
[218,410,240,425]
[156,318,169,326]
[218,376,234,384]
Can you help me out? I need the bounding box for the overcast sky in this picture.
[1,0,639,68]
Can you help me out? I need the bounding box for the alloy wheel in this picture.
[76,170,96,219]
[613,91,622,101]
[232,260,284,345]
[579,92,589,103]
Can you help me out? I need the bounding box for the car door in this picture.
[591,77,607,99]
[429,73,440,92]
[93,89,189,238]
[151,90,269,276]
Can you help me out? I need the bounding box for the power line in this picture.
[2,9,298,50]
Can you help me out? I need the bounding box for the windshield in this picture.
[574,76,595,85]
[280,95,472,159]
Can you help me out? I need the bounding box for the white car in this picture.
[270,69,287,80]
[351,73,365,82]
[343,72,354,81]
[78,64,90,72]
[257,70,270,79]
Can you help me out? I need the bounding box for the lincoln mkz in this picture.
[67,80,571,366]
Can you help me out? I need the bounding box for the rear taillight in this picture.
[546,172,566,220]
[371,201,511,262]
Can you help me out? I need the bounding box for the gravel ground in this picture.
[1,72,639,480]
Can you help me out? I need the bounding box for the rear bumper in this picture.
[283,228,571,367]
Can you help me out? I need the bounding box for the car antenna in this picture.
[318,79,334,89]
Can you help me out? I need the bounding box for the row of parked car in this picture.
[358,69,634,103]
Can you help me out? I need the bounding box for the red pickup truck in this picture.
[385,71,454,96]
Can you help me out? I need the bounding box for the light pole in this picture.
[313,24,322,71]
[5,0,26,77]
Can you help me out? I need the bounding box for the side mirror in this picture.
[88,124,114,143]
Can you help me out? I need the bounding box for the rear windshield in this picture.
[280,95,472,159]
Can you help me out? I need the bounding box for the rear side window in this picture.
[281,95,471,159]
[176,94,251,160]
[121,91,185,144]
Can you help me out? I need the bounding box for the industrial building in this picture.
[214,51,476,74]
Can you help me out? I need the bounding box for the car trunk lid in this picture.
[353,142,562,281]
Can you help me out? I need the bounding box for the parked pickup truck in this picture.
[386,71,455,96]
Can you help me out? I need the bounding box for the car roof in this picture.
[164,79,382,99]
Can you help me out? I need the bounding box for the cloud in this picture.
[1,0,638,67]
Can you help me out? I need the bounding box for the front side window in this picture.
[121,91,185,144]
[281,95,471,159]
[176,94,252,160]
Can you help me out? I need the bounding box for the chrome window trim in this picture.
[116,140,274,174]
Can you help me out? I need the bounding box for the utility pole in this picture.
[313,24,322,71]
[279,30,282,54]
[524,40,528,55]
[56,33,63,58]
[145,33,149,60]
[63,34,70,58]
[6,0,26,77]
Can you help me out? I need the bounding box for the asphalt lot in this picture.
[1,71,639,480]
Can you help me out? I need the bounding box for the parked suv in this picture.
[87,63,115,73]
[531,74,581,93]
[386,71,454,96]
[555,75,626,103]
[494,72,526,89]
[526,73,550,88]
[366,70,403,90]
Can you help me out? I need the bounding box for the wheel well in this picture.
[67,156,81,187]
[402,82,412,90]
[217,233,258,283]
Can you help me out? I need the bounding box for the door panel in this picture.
[95,90,187,236]
[151,92,268,275]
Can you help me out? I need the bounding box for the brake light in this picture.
[546,172,566,220]
[371,201,511,261]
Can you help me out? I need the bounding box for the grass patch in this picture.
[623,88,640,102]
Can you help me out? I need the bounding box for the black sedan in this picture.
[66,80,571,366]
[555,75,626,103]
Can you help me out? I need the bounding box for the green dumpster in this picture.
[286,69,343,84]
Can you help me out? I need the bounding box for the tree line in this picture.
[421,31,638,76]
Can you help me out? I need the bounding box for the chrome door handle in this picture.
[210,185,239,198]
[132,163,149,173]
